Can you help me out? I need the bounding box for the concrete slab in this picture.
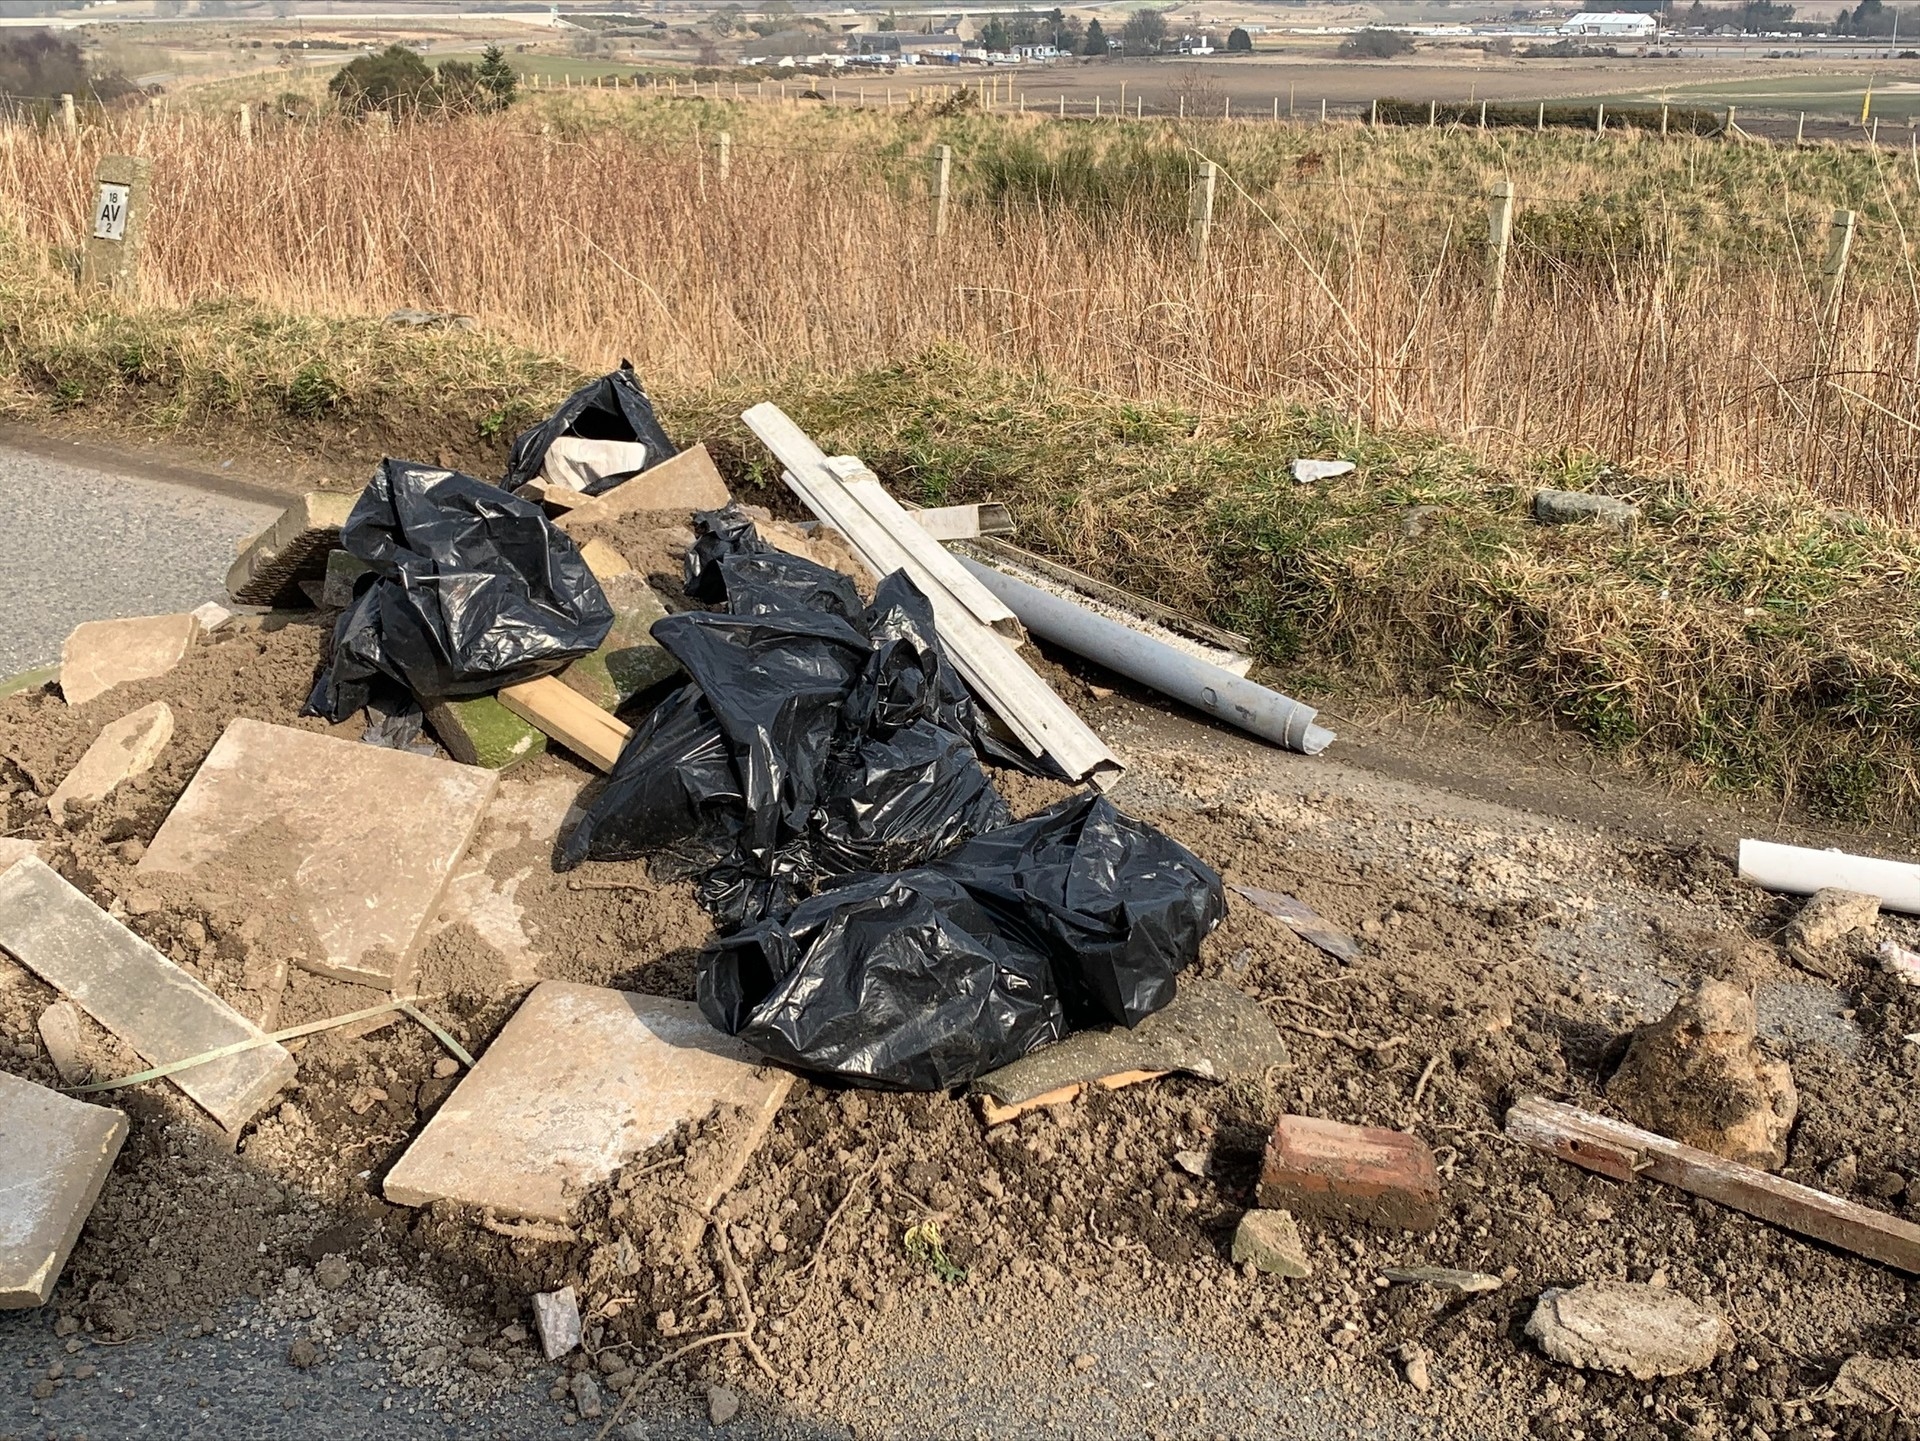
[429,776,577,982]
[49,700,173,823]
[423,694,548,771]
[555,444,731,532]
[0,1071,127,1309]
[59,613,199,707]
[138,718,497,991]
[383,982,792,1223]
[0,857,294,1132]
[0,838,41,877]
[226,492,357,607]
[558,574,677,713]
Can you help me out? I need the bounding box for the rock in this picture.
[1606,976,1796,1169]
[1070,1353,1097,1372]
[708,1383,741,1425]
[570,1372,603,1420]
[1380,1265,1503,1295]
[1398,1342,1431,1392]
[59,614,200,707]
[533,1286,582,1361]
[34,1002,90,1086]
[313,1254,351,1291]
[0,1073,127,1308]
[287,1337,318,1369]
[1291,458,1355,484]
[48,701,173,823]
[1526,1281,1731,1379]
[1172,1149,1208,1177]
[1786,888,1880,976]
[1533,488,1639,534]
[1870,1169,1908,1200]
[431,1057,459,1079]
[1229,1209,1311,1278]
[1831,1355,1920,1414]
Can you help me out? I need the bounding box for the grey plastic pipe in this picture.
[959,557,1335,755]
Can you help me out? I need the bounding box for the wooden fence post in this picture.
[717,130,731,183]
[1820,209,1856,334]
[59,92,75,137]
[1661,103,1669,136]
[1428,99,1436,127]
[1537,100,1545,132]
[1487,179,1515,320]
[1596,102,1605,134]
[80,154,151,294]
[931,144,951,239]
[1479,98,1487,129]
[1797,111,1806,144]
[238,103,251,145]
[1189,159,1217,263]
[1224,95,1231,120]
[1319,97,1326,124]
[1370,97,1378,127]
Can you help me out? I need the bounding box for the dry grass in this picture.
[5,94,1920,513]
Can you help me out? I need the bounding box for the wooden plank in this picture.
[1505,1095,1920,1274]
[497,675,630,772]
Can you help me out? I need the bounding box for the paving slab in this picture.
[422,694,548,771]
[0,838,40,876]
[429,776,577,982]
[48,700,173,823]
[59,613,199,707]
[0,857,293,1131]
[0,1071,127,1308]
[384,982,793,1222]
[558,573,677,713]
[555,444,730,531]
[138,718,497,991]
[226,492,358,606]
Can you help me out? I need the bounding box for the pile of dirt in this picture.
[7,576,1920,1439]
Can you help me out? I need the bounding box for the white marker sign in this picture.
[91,182,130,242]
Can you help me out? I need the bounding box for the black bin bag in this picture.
[310,460,614,722]
[699,870,1067,1091]
[944,792,1228,1029]
[504,362,680,494]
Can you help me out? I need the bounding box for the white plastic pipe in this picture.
[959,557,1334,755]
[1738,838,1920,915]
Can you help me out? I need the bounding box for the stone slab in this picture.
[226,492,358,607]
[60,613,199,708]
[383,982,793,1223]
[558,574,677,713]
[49,700,173,823]
[973,977,1289,1106]
[423,695,548,771]
[0,857,294,1132]
[1258,1114,1441,1232]
[555,444,730,531]
[137,718,497,991]
[320,549,371,609]
[0,838,41,876]
[0,1071,127,1308]
[429,777,577,983]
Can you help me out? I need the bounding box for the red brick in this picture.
[1258,1114,1441,1231]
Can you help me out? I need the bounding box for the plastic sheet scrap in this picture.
[557,507,1009,929]
[309,459,613,722]
[698,792,1227,1089]
[504,362,680,495]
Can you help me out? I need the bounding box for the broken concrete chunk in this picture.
[1230,1209,1310,1278]
[0,857,295,1131]
[533,1285,582,1360]
[558,573,678,713]
[48,701,173,824]
[1533,489,1639,534]
[319,549,371,609]
[383,983,792,1223]
[1381,1265,1503,1295]
[1880,939,1920,986]
[138,718,497,991]
[1526,1281,1730,1379]
[544,438,650,494]
[59,613,199,708]
[973,977,1288,1116]
[1257,1114,1441,1232]
[570,1371,604,1420]
[1787,887,1881,977]
[575,538,631,580]
[226,491,358,606]
[1831,1355,1920,1414]
[1291,458,1355,484]
[1606,976,1797,1170]
[0,1071,127,1309]
[556,443,730,531]
[189,601,234,634]
[423,695,549,772]
[36,1001,90,1086]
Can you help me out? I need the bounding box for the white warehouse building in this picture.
[1560,11,1659,36]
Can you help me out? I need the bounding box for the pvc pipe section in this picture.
[1738,838,1920,915]
[959,557,1335,756]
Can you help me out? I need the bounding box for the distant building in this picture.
[1560,11,1659,35]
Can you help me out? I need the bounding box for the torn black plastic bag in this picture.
[944,792,1227,1029]
[700,870,1066,1091]
[812,720,1009,876]
[683,505,863,619]
[310,460,614,722]
[504,363,680,494]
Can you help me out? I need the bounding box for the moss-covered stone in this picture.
[424,694,548,771]
[559,574,677,712]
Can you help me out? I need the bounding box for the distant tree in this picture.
[0,31,86,96]
[878,9,896,28]
[1336,27,1414,56]
[435,58,486,112]
[1055,12,1084,46]
[477,44,517,107]
[1121,8,1168,52]
[978,17,1010,49]
[1226,25,1252,49]
[328,44,436,116]
[1083,17,1109,53]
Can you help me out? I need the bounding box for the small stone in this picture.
[31,1379,54,1400]
[1229,1209,1311,1278]
[287,1337,319,1369]
[708,1383,741,1425]
[605,1366,635,1394]
[1533,488,1639,534]
[619,1423,649,1441]
[1870,1169,1908,1200]
[570,1372,603,1420]
[431,1057,459,1079]
[1787,888,1881,977]
[1399,1343,1431,1392]
[313,1254,351,1291]
[1381,1265,1503,1295]
[116,839,145,864]
[53,1316,80,1337]
[73,1364,94,1380]
[1071,1353,1097,1373]
[1526,1281,1731,1379]
[1172,1149,1208,1177]
[534,1286,582,1361]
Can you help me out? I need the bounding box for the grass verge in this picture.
[6,238,1919,828]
